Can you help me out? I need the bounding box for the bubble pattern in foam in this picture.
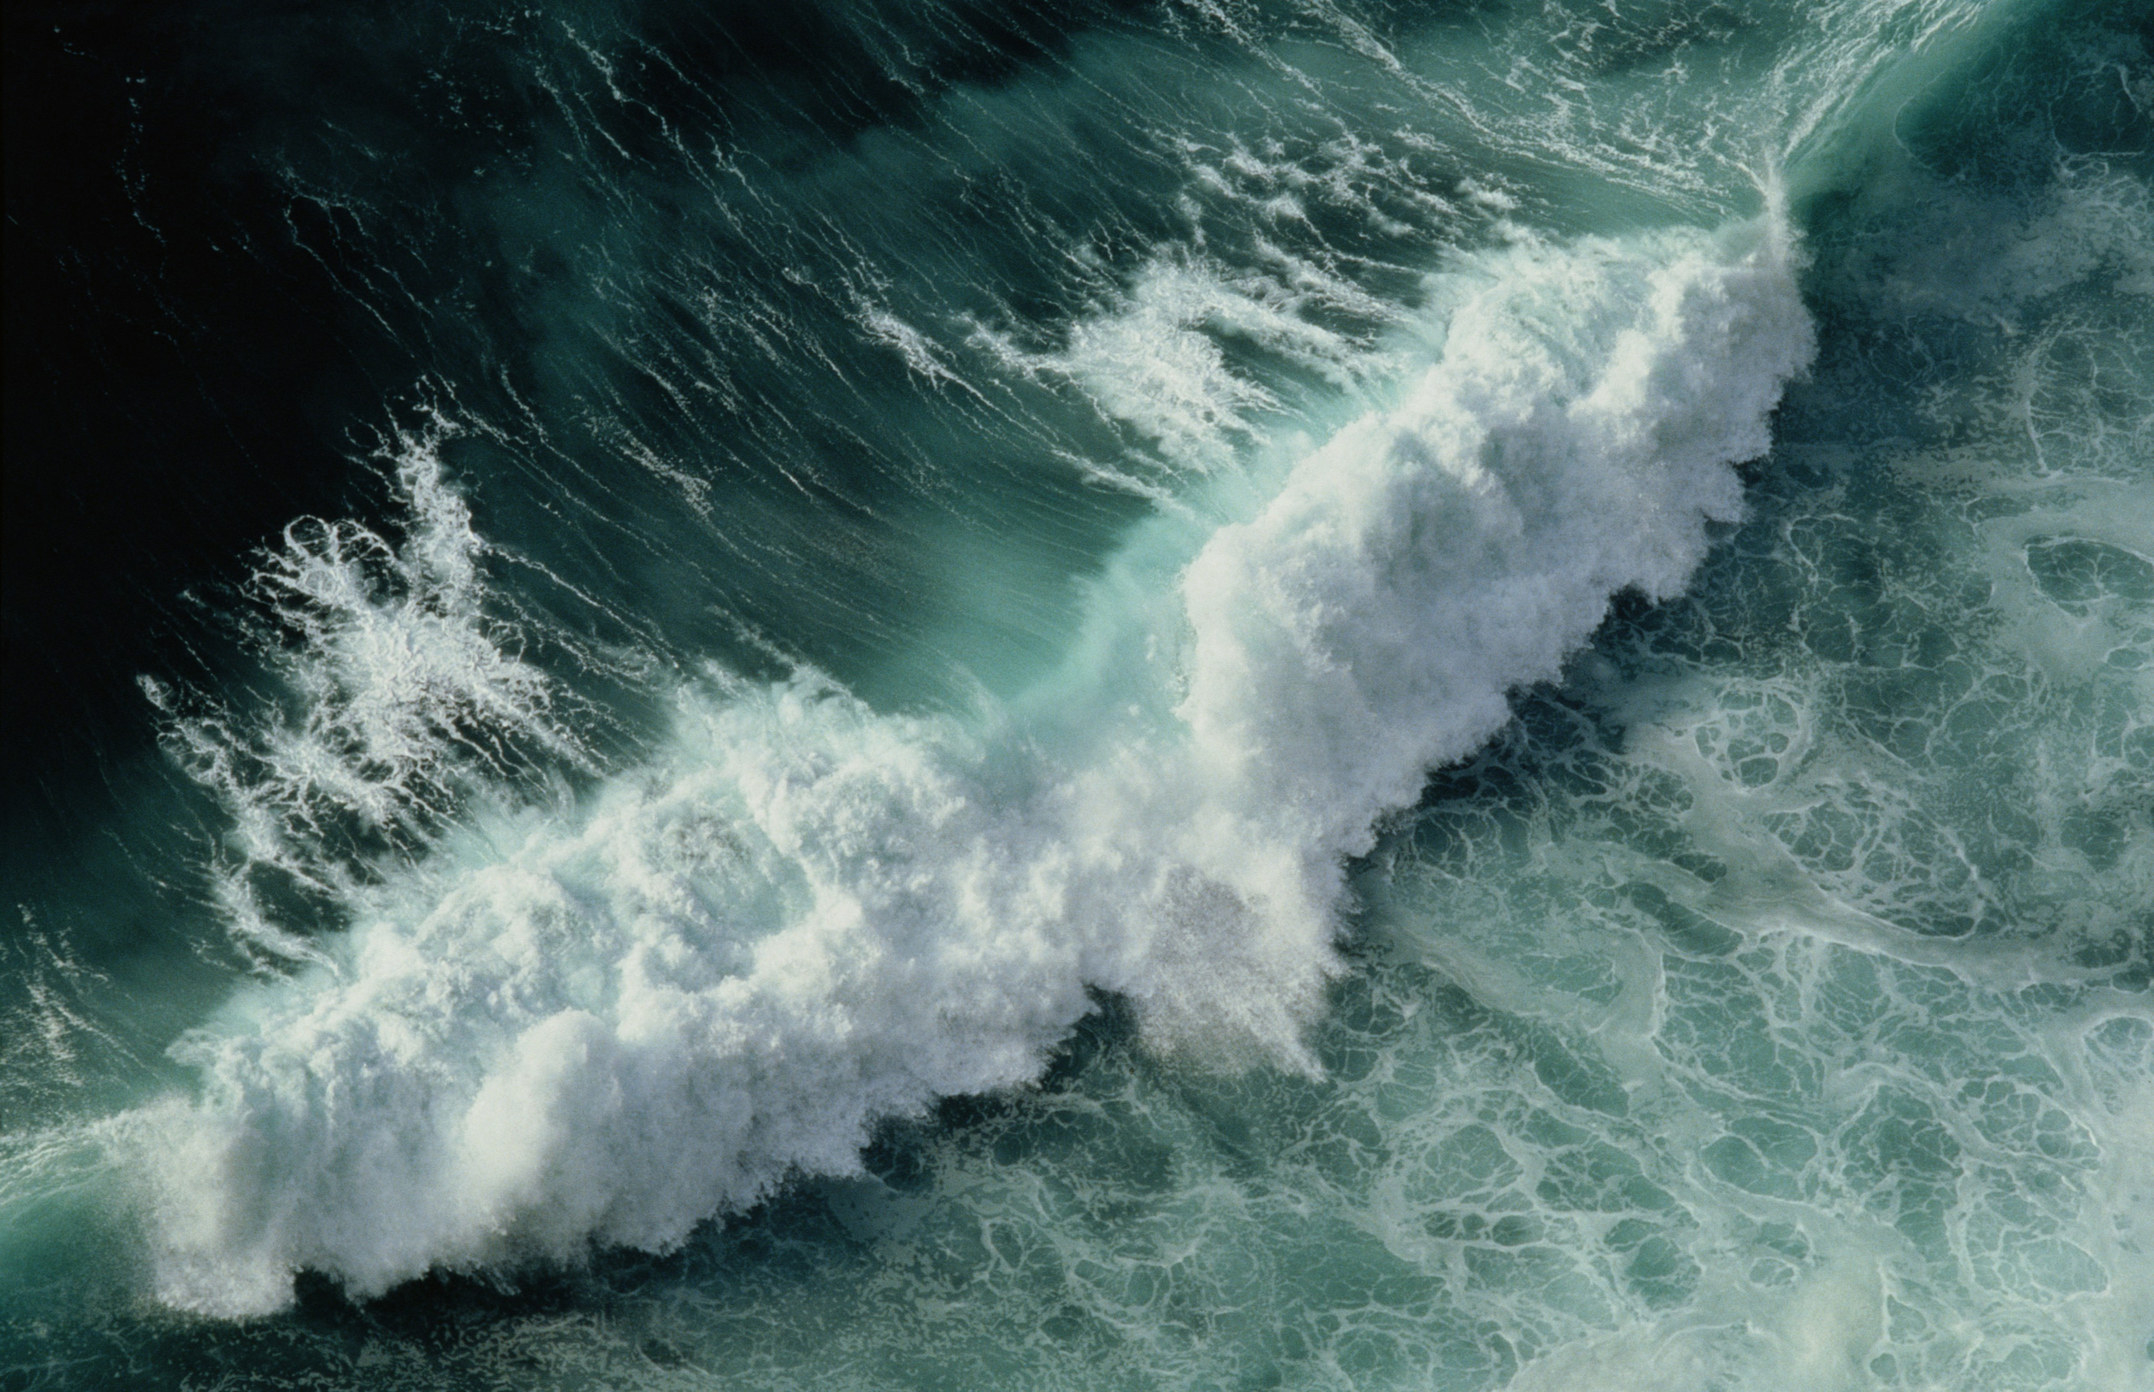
[130,212,1812,1316]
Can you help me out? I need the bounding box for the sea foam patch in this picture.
[135,211,1812,1314]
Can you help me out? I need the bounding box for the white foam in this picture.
[145,420,587,965]
[1035,255,1372,475]
[1182,216,1812,848]
[132,211,1813,1314]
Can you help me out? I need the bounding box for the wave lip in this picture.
[137,209,1813,1317]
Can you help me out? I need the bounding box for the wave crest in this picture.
[138,211,1813,1315]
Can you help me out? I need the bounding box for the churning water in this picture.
[3,0,2149,1387]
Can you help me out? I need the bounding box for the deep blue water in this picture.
[4,1,2150,1388]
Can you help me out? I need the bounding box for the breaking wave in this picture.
[135,211,1813,1316]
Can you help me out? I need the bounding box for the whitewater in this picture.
[3,0,2149,1388]
[131,215,1812,1314]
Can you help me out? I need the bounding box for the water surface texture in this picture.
[3,0,2150,1388]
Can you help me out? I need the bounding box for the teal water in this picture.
[3,1,2149,1388]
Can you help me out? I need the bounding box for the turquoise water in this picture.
[3,1,2149,1388]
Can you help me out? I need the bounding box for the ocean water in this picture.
[2,0,2149,1387]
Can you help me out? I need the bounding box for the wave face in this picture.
[3,0,2150,1387]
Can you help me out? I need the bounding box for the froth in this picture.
[1183,216,1812,849]
[142,421,586,968]
[136,211,1812,1314]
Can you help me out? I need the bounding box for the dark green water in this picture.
[3,1,2149,1387]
